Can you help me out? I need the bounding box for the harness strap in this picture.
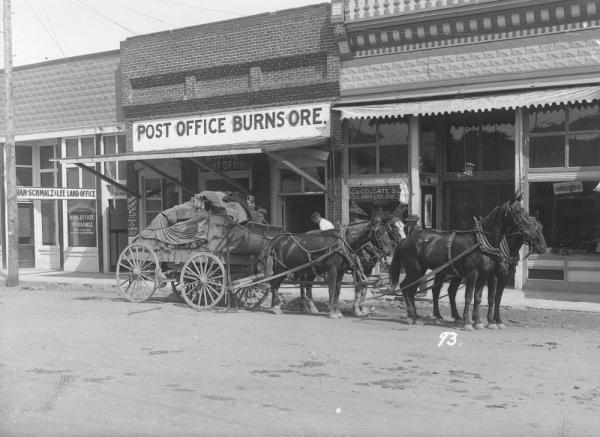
[446,232,462,277]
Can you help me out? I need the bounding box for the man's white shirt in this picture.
[319,218,335,230]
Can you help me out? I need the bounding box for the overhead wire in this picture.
[65,0,138,35]
[150,0,244,17]
[24,0,66,57]
[105,0,178,28]
[39,0,67,57]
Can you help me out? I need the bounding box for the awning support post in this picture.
[138,159,196,197]
[74,163,139,198]
[186,157,250,195]
[266,151,327,192]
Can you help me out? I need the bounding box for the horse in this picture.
[262,217,394,318]
[430,202,547,328]
[389,198,534,330]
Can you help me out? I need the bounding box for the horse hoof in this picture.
[271,306,282,315]
[464,324,474,331]
[474,323,485,330]
[309,303,319,314]
[329,312,342,319]
[412,319,424,325]
[497,323,506,329]
[487,323,498,330]
[353,309,363,317]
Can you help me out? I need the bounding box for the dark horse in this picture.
[389,198,543,330]
[429,202,546,328]
[262,217,395,318]
[298,214,405,317]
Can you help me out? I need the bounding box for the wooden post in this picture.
[4,0,19,286]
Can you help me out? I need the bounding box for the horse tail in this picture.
[389,244,404,292]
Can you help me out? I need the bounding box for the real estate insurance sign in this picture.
[17,187,97,200]
[133,103,331,152]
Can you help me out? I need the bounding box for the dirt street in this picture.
[1,283,599,437]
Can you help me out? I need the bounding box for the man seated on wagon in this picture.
[310,211,335,231]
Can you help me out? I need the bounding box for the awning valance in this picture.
[336,85,600,119]
[56,137,328,165]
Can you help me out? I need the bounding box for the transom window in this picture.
[346,118,409,175]
[528,104,600,168]
[102,134,127,197]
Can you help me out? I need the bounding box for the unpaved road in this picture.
[1,283,599,437]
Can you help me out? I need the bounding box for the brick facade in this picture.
[119,3,343,225]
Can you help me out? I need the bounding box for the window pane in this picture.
[105,162,117,179]
[40,172,55,187]
[16,167,32,186]
[41,201,56,245]
[280,169,302,193]
[447,126,478,172]
[530,181,600,253]
[304,167,326,192]
[66,168,79,188]
[347,119,376,144]
[378,119,408,145]
[16,146,32,165]
[117,135,127,153]
[67,200,97,247]
[529,108,565,133]
[39,146,55,169]
[65,139,78,157]
[379,144,408,173]
[569,133,600,167]
[82,169,96,188]
[481,121,515,171]
[569,104,600,131]
[81,137,95,156]
[349,147,376,175]
[103,136,116,155]
[529,136,565,168]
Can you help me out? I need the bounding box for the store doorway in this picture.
[282,194,325,233]
[18,203,35,267]
[108,199,128,271]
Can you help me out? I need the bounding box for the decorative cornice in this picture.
[338,0,600,57]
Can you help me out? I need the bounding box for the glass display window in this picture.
[346,117,409,176]
[528,104,600,169]
[530,181,600,255]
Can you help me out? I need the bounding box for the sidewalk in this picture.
[2,268,600,313]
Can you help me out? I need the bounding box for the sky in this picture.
[1,0,325,67]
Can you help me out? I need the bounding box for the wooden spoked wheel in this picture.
[234,284,270,309]
[116,243,159,302]
[180,252,226,310]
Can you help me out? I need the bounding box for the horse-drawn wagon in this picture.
[116,193,283,310]
[115,192,399,315]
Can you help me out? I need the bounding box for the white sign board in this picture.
[133,103,331,152]
[17,187,97,200]
[553,181,583,195]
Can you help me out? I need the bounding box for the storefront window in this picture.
[16,146,32,186]
[103,135,127,183]
[145,178,163,226]
[41,201,56,245]
[528,104,600,168]
[446,111,514,173]
[65,139,79,157]
[67,200,97,247]
[347,118,409,175]
[280,167,325,193]
[530,181,600,255]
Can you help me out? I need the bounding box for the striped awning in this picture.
[336,85,600,119]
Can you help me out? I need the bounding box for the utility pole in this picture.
[4,0,19,286]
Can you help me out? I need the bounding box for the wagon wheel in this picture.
[234,284,270,309]
[180,252,226,310]
[116,242,159,302]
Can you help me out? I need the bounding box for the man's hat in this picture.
[310,212,320,220]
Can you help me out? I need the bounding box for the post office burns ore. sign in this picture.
[133,104,331,152]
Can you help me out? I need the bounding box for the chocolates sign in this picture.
[133,104,331,152]
[349,185,401,201]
